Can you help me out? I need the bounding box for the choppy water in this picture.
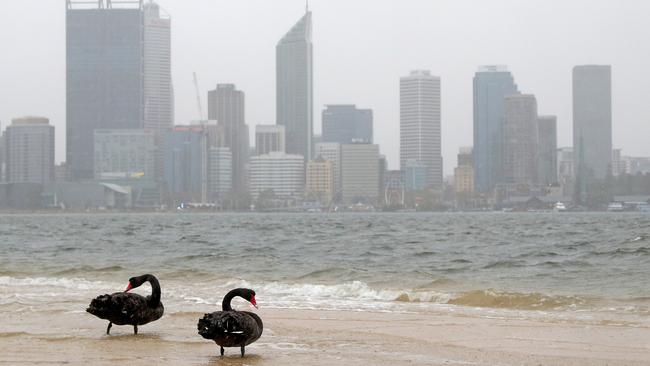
[0,213,649,321]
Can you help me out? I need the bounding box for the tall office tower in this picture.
[277,9,313,161]
[5,117,55,184]
[143,1,172,130]
[314,142,341,197]
[249,152,305,199]
[143,1,172,181]
[473,66,519,193]
[93,129,156,180]
[503,94,539,185]
[305,157,333,204]
[66,0,145,180]
[537,116,558,185]
[341,144,380,204]
[573,65,612,181]
[208,147,232,201]
[164,126,207,204]
[255,125,286,155]
[207,84,249,194]
[322,105,373,144]
[400,70,443,189]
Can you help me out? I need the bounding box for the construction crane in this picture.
[193,72,205,120]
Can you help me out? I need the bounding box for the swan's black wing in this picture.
[198,310,263,347]
[87,292,157,325]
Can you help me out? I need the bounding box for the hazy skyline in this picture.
[1,0,649,174]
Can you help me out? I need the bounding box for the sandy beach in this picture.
[1,307,648,365]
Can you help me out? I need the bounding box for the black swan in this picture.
[86,274,164,335]
[197,288,263,357]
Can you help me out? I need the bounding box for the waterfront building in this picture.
[164,126,207,203]
[208,147,232,201]
[314,142,341,197]
[537,116,558,185]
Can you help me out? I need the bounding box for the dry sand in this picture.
[0,307,648,365]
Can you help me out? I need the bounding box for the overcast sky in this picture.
[1,0,649,173]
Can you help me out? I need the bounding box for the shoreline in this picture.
[1,307,648,365]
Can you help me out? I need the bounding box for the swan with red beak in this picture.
[197,288,263,357]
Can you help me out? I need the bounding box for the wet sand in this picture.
[1,307,648,365]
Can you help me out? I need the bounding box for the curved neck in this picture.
[221,289,243,311]
[143,274,161,306]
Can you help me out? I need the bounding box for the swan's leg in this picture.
[220,346,224,356]
[133,325,138,335]
[240,345,245,358]
[106,322,112,335]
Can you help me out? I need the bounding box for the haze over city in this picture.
[2,0,650,173]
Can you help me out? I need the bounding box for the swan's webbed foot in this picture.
[106,322,112,335]
[241,345,245,358]
[220,346,224,356]
[133,325,138,335]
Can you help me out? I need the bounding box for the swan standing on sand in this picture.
[197,288,263,357]
[86,274,164,335]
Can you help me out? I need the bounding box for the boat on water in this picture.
[554,202,567,212]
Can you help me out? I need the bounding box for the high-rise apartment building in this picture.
[537,116,558,185]
[503,94,539,185]
[66,0,145,180]
[277,10,313,161]
[473,66,519,193]
[400,70,443,189]
[94,129,155,180]
[341,144,380,204]
[573,65,612,181]
[322,105,373,144]
[5,117,55,184]
[255,125,285,155]
[207,84,249,194]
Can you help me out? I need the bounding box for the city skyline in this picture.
[2,0,650,174]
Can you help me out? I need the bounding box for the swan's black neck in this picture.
[142,274,161,306]
[222,288,246,311]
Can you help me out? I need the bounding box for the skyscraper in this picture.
[93,129,156,180]
[573,65,612,180]
[143,1,172,131]
[473,66,519,193]
[66,0,145,180]
[503,94,538,185]
[322,105,373,144]
[276,9,313,161]
[400,70,443,189]
[5,117,55,184]
[537,116,558,185]
[207,84,249,194]
[164,126,207,204]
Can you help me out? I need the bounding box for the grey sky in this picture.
[1,0,649,174]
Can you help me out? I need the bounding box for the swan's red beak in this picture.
[250,296,258,309]
[125,283,133,292]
